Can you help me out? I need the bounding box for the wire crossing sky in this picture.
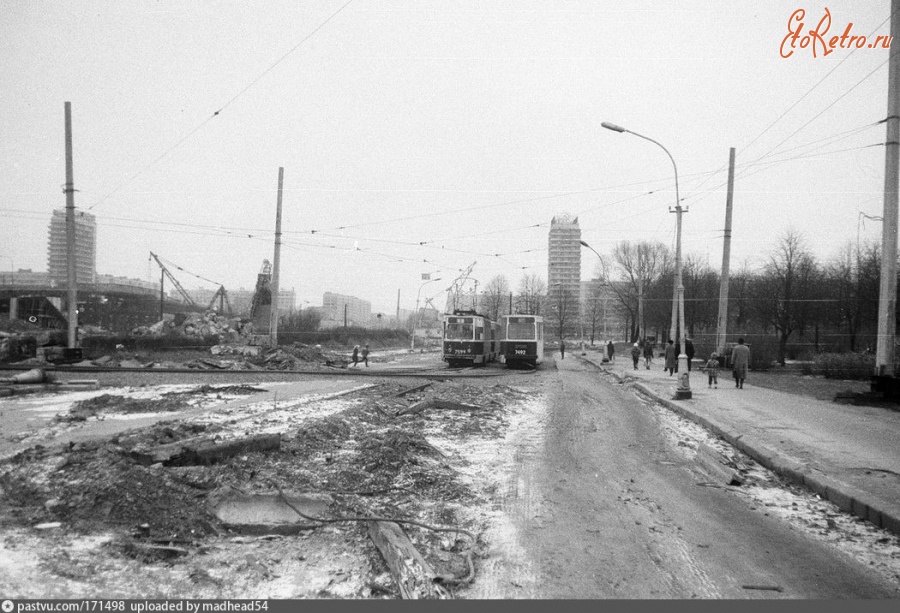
[0,0,893,312]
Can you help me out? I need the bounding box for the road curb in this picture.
[593,358,900,537]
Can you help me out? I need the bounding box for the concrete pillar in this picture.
[9,297,18,320]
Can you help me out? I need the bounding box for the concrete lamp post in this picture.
[601,121,691,399]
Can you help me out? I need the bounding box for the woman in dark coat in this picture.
[664,339,677,376]
[731,338,751,389]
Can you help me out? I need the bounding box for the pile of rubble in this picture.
[131,311,254,342]
[0,380,527,598]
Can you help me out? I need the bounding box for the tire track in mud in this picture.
[459,390,547,598]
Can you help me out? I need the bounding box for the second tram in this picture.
[499,314,544,368]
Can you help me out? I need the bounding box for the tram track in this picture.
[0,364,533,379]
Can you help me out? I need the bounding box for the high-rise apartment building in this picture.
[548,214,581,297]
[322,292,372,328]
[47,208,96,285]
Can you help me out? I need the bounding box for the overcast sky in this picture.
[0,0,894,314]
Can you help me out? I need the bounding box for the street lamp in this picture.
[602,121,691,399]
[411,277,441,351]
[580,240,613,349]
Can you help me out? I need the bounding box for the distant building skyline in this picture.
[321,292,372,328]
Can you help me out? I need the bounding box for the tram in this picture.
[499,314,544,368]
[442,310,499,367]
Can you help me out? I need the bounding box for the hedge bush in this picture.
[812,352,875,380]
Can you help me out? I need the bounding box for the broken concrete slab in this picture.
[208,486,332,535]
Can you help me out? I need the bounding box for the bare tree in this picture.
[824,241,880,351]
[481,275,511,321]
[753,230,819,365]
[601,241,672,342]
[547,286,579,341]
[515,272,546,315]
[681,254,719,337]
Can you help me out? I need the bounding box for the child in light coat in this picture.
[703,352,720,388]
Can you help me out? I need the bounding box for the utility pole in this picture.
[396,289,400,325]
[716,147,736,355]
[344,303,348,328]
[159,267,165,322]
[876,0,900,381]
[269,167,284,346]
[64,102,78,350]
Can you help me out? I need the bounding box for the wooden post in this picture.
[367,521,450,599]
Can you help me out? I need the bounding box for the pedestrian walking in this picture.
[664,339,677,376]
[607,340,615,363]
[560,339,566,360]
[643,338,653,369]
[361,343,370,367]
[731,338,750,389]
[630,342,641,370]
[351,345,359,368]
[703,352,719,388]
[685,338,695,372]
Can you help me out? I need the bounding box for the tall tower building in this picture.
[47,208,96,285]
[548,213,581,296]
[547,214,581,335]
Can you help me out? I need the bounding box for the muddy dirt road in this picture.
[465,356,900,598]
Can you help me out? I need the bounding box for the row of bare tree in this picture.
[475,230,884,365]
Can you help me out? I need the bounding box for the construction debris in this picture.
[131,433,282,467]
[131,311,254,341]
[0,377,530,598]
[368,521,451,600]
[209,486,333,535]
[397,399,483,417]
[2,368,54,384]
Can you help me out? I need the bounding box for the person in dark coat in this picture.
[664,339,677,376]
[560,339,566,360]
[685,338,695,371]
[361,343,370,367]
[643,339,653,369]
[607,340,615,363]
[630,342,641,370]
[731,338,751,389]
[351,345,359,368]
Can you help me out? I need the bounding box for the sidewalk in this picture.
[582,352,900,537]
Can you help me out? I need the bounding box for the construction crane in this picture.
[149,252,234,316]
[149,252,199,311]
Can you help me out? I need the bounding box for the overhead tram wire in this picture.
[684,7,898,199]
[86,0,356,212]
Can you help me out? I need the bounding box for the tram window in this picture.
[507,320,535,340]
[475,326,484,340]
[446,321,474,339]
